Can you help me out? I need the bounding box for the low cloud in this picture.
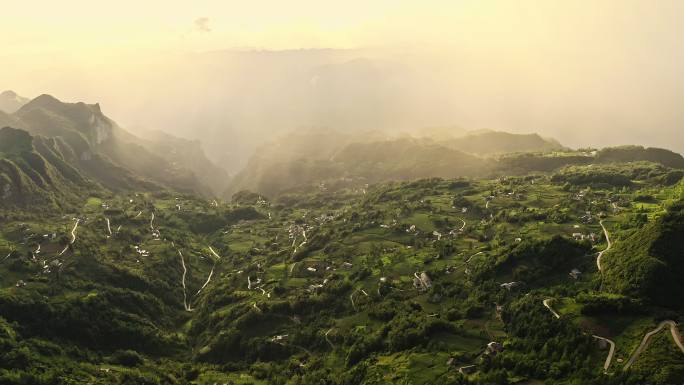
[194,17,211,33]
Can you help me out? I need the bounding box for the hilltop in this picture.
[441,130,564,155]
[0,90,29,114]
[3,94,227,196]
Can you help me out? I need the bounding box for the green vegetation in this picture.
[602,200,684,307]
[596,146,684,169]
[1,109,683,383]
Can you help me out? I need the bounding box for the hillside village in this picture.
[1,154,682,383]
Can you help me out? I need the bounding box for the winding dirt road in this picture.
[177,249,193,312]
[325,328,335,349]
[195,265,215,296]
[596,220,612,272]
[70,219,80,243]
[208,246,221,260]
[543,298,560,319]
[623,320,684,371]
[59,219,80,256]
[592,335,616,372]
[465,251,483,264]
[349,288,367,310]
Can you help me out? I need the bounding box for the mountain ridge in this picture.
[225,129,684,198]
[0,90,30,114]
[4,94,229,196]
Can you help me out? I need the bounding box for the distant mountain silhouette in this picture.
[4,94,227,196]
[225,127,684,197]
[0,90,29,114]
[596,145,684,168]
[442,130,564,155]
[225,131,493,197]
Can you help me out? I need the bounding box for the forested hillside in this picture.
[0,127,97,207]
[1,145,682,383]
[603,199,684,308]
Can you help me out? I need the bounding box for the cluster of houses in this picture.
[500,281,521,291]
[413,272,432,291]
[448,341,504,375]
[314,212,337,224]
[308,278,329,293]
[247,276,262,290]
[569,268,582,280]
[41,259,62,275]
[486,341,504,355]
[288,223,314,250]
[270,334,288,342]
[580,211,593,224]
[401,222,456,241]
[256,196,269,207]
[572,232,597,242]
[133,245,150,258]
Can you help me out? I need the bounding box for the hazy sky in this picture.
[2,0,684,160]
[4,0,683,53]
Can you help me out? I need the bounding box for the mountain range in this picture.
[0,92,228,205]
[3,90,684,204]
[0,90,29,114]
[225,128,684,198]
